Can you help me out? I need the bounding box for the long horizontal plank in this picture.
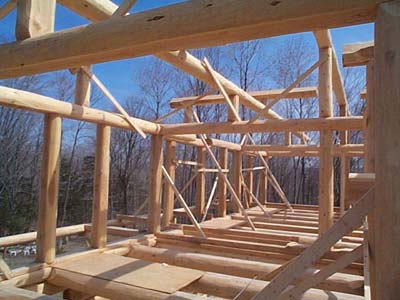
[342,41,374,67]
[0,0,383,78]
[161,117,364,135]
[170,87,318,108]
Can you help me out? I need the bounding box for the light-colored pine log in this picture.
[15,0,55,40]
[161,116,363,135]
[111,0,137,17]
[227,95,239,122]
[170,87,318,109]
[147,135,163,234]
[0,259,11,280]
[318,47,334,234]
[195,146,206,219]
[75,66,92,107]
[91,124,111,248]
[217,148,228,217]
[162,141,176,227]
[245,156,254,207]
[342,41,374,67]
[259,160,268,204]
[201,176,219,222]
[36,114,62,264]
[340,154,350,216]
[1,0,382,78]
[374,3,400,299]
[232,151,242,213]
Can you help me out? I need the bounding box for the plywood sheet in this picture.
[53,253,203,294]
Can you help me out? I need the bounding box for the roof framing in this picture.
[0,0,384,79]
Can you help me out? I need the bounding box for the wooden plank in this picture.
[53,253,204,294]
[162,141,176,227]
[374,2,400,299]
[16,0,55,40]
[91,124,111,248]
[342,41,374,67]
[318,47,334,234]
[147,135,163,234]
[161,117,364,135]
[170,87,318,109]
[0,0,383,78]
[36,114,62,264]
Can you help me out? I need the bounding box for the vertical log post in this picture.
[15,0,56,41]
[36,114,62,264]
[218,147,228,217]
[259,157,268,204]
[195,146,206,219]
[227,95,240,122]
[232,150,242,213]
[162,141,176,227]
[318,46,334,234]
[245,156,254,208]
[374,2,400,299]
[75,66,92,107]
[147,135,163,234]
[91,125,111,249]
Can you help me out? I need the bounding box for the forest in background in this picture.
[0,36,366,236]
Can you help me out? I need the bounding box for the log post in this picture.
[147,135,163,234]
[75,66,92,107]
[245,156,254,208]
[227,95,239,122]
[195,146,206,219]
[232,150,242,213]
[162,141,176,227]
[218,148,228,217]
[91,124,111,249]
[15,0,56,41]
[318,46,334,234]
[259,158,268,204]
[374,2,400,299]
[36,114,62,264]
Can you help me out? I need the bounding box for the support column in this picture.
[75,66,92,107]
[36,114,62,264]
[318,46,334,234]
[195,146,206,219]
[162,141,176,227]
[147,135,163,234]
[374,2,400,299]
[218,148,228,217]
[227,95,239,122]
[259,158,268,204]
[232,150,242,213]
[91,124,111,249]
[16,0,56,41]
[245,156,254,208]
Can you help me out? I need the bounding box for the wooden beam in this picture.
[195,146,206,219]
[91,124,111,248]
[242,144,364,156]
[162,141,176,227]
[75,66,92,107]
[374,2,400,299]
[161,117,364,135]
[111,0,138,18]
[36,114,62,264]
[227,95,239,122]
[342,41,374,67]
[245,156,254,207]
[147,135,163,234]
[170,87,318,109]
[0,0,16,21]
[314,30,348,109]
[57,0,118,21]
[232,151,242,213]
[318,47,335,234]
[259,159,268,204]
[1,0,383,78]
[16,0,55,41]
[0,86,159,134]
[217,148,228,217]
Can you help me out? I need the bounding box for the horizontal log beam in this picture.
[0,0,384,78]
[170,87,318,108]
[342,41,374,67]
[161,117,364,135]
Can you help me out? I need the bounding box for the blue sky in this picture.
[0,0,373,103]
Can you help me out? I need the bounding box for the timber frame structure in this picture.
[0,1,398,300]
